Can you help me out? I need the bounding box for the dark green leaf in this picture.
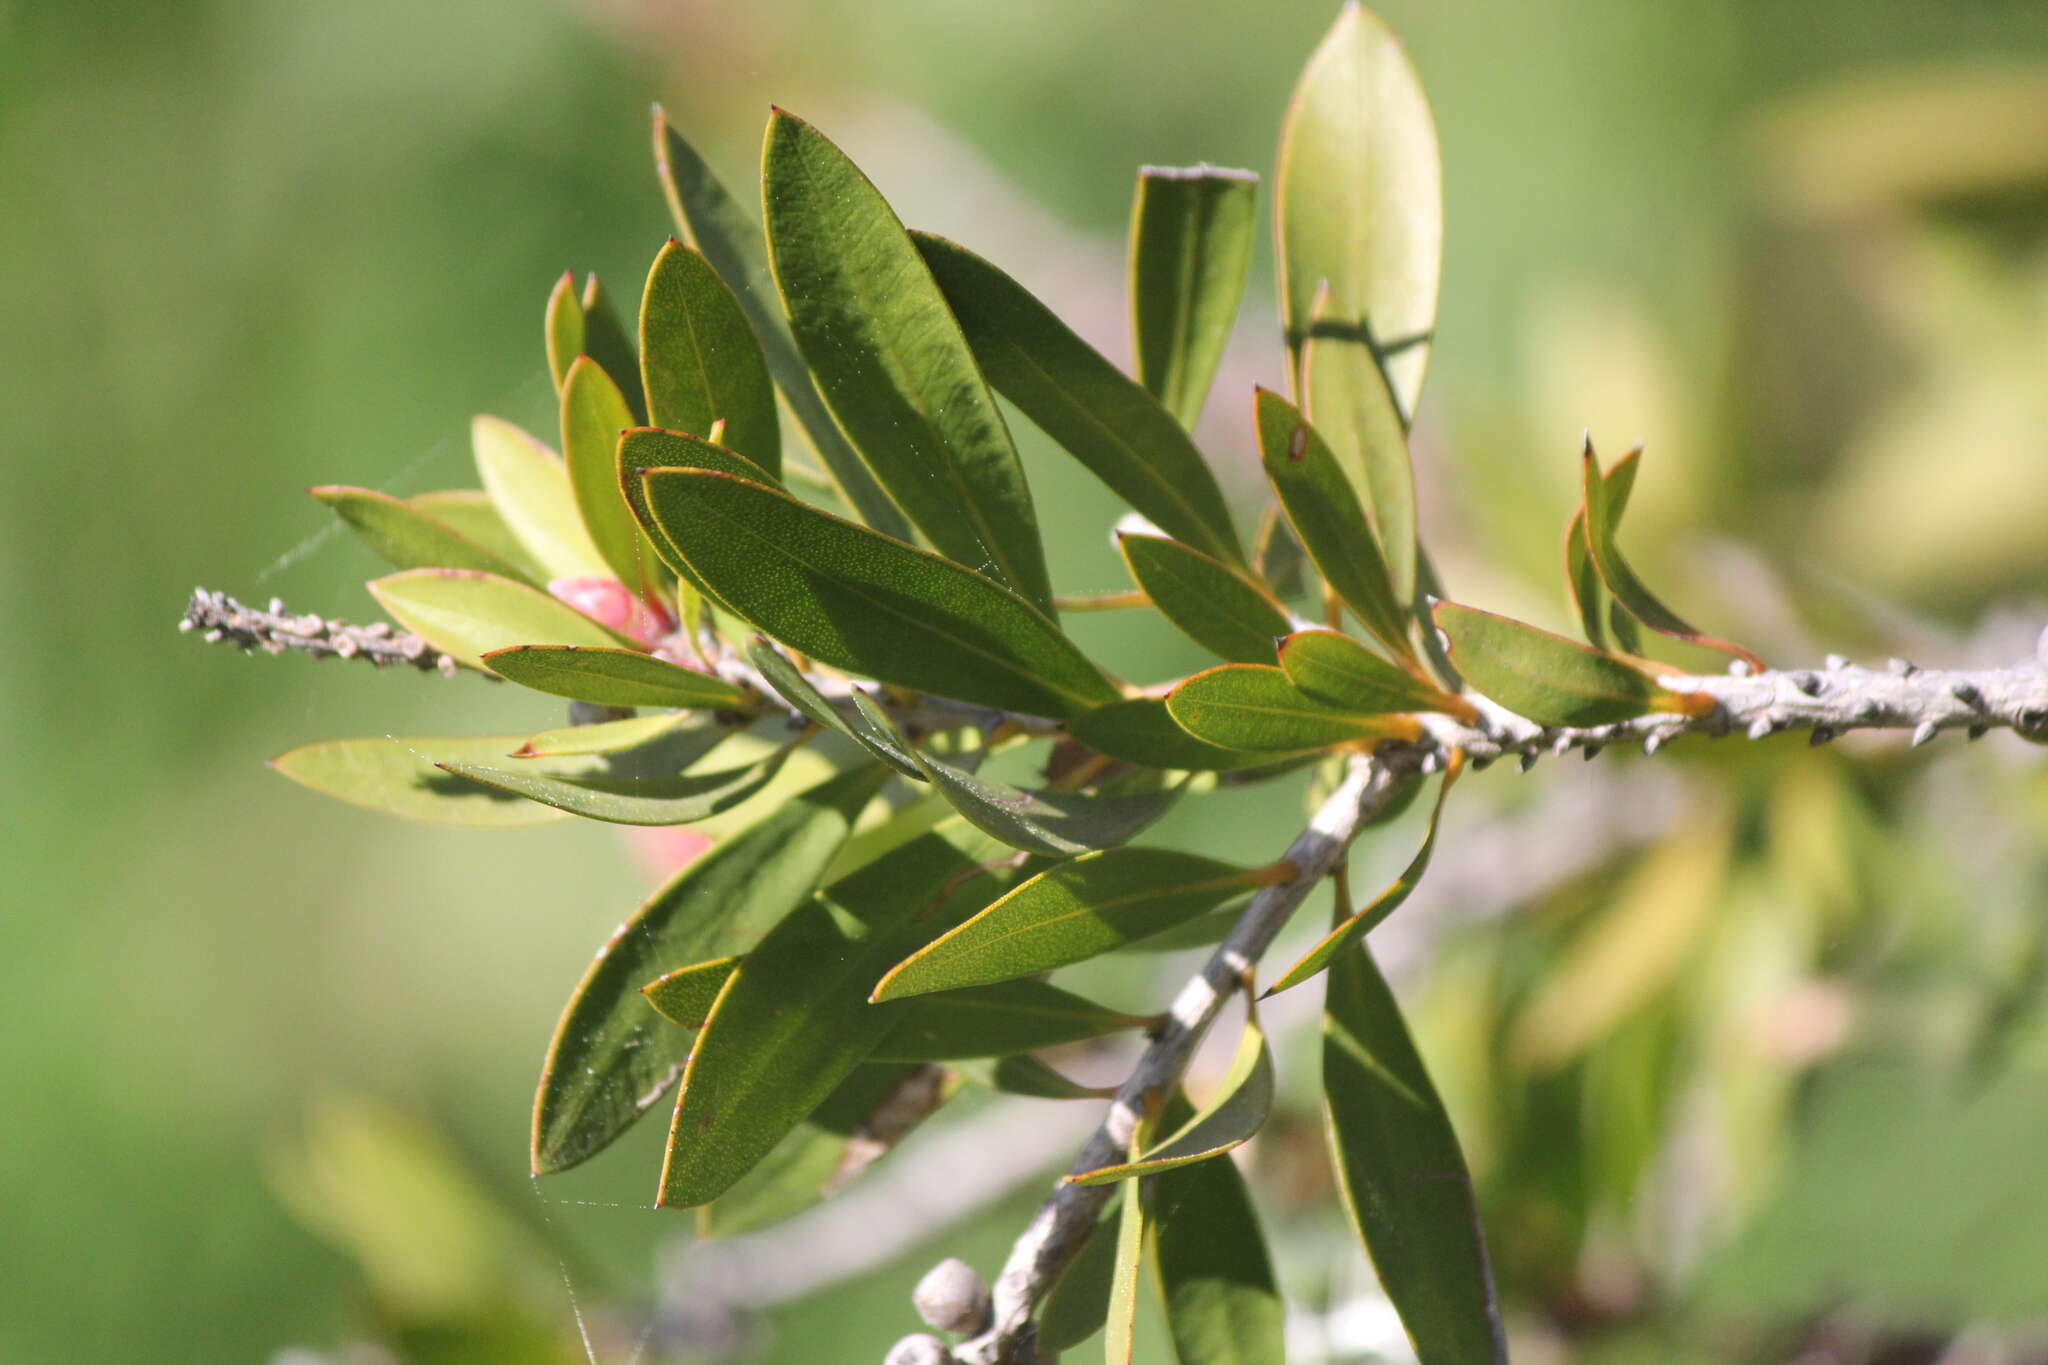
[1323,943,1506,1364]
[1564,447,1639,651]
[470,414,611,581]
[1067,698,1278,773]
[269,734,580,828]
[368,568,635,671]
[1148,1091,1287,1365]
[311,485,534,583]
[640,955,740,1029]
[914,231,1242,566]
[1129,165,1258,431]
[482,644,752,710]
[1276,628,1469,719]
[1069,1014,1272,1184]
[616,425,778,616]
[763,111,1051,609]
[1581,442,1762,670]
[1277,3,1442,418]
[1118,533,1291,665]
[406,490,549,583]
[1254,388,1415,661]
[949,1054,1110,1101]
[658,818,1021,1207]
[640,468,1120,718]
[561,355,664,600]
[1303,291,1417,602]
[746,637,924,779]
[870,980,1150,1061]
[530,764,886,1172]
[575,273,645,423]
[652,107,907,538]
[638,239,780,473]
[914,750,1181,857]
[1430,600,1700,728]
[1166,664,1421,754]
[1253,503,1310,602]
[873,848,1275,1000]
[544,271,583,392]
[1266,758,1458,996]
[439,746,789,827]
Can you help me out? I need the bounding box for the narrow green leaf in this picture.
[311,485,534,583]
[368,568,635,671]
[641,955,740,1029]
[1039,1190,1123,1353]
[561,355,664,601]
[1149,1090,1287,1365]
[949,1054,1111,1101]
[1255,388,1415,661]
[652,106,908,538]
[544,271,584,392]
[658,818,1021,1207]
[438,746,789,827]
[1323,942,1506,1364]
[1430,600,1700,728]
[873,848,1274,1001]
[639,239,780,472]
[575,273,645,423]
[1564,447,1639,651]
[1118,533,1290,665]
[746,637,924,779]
[407,490,548,582]
[1130,165,1258,431]
[530,763,887,1172]
[763,111,1051,609]
[1166,664,1420,754]
[471,414,611,582]
[1104,1121,1151,1365]
[869,980,1151,1061]
[640,468,1120,719]
[1277,2,1442,418]
[1303,291,1417,602]
[1266,757,1459,996]
[1581,442,1763,670]
[913,751,1181,858]
[915,231,1242,566]
[512,710,701,759]
[1069,1014,1273,1183]
[616,425,778,616]
[1067,698,1279,773]
[269,734,578,828]
[1276,628,1470,719]
[483,644,751,710]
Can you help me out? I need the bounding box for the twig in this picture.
[179,588,469,676]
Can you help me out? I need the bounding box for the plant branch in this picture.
[179,588,471,676]
[938,751,1425,1365]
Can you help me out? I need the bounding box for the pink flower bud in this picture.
[547,577,672,646]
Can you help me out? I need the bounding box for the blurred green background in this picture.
[6,0,2048,1361]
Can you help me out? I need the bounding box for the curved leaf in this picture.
[561,355,664,600]
[574,273,644,422]
[640,468,1120,719]
[512,711,702,759]
[1167,664,1421,754]
[1276,628,1470,719]
[544,271,584,392]
[1277,2,1442,418]
[1130,165,1258,431]
[1069,1014,1273,1184]
[483,644,751,710]
[1149,1088,1287,1365]
[1265,755,1461,996]
[914,750,1181,857]
[470,414,611,581]
[763,110,1051,609]
[1066,697,1279,773]
[658,819,1022,1207]
[873,848,1276,1001]
[1118,533,1290,665]
[1431,600,1703,727]
[914,231,1242,565]
[868,980,1152,1062]
[1564,447,1640,651]
[311,486,532,582]
[368,568,635,671]
[746,637,924,779]
[530,763,886,1173]
[617,425,777,616]
[269,735,576,828]
[1105,1136,1149,1365]
[1254,388,1415,661]
[407,490,548,582]
[641,955,740,1030]
[949,1054,1110,1101]
[1303,288,1417,601]
[1324,942,1506,1364]
[438,746,789,827]
[652,107,907,538]
[638,239,780,472]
